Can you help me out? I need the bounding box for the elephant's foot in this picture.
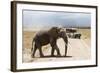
[31,54,35,58]
[51,54,55,57]
[64,55,67,57]
[57,53,61,57]
[57,54,61,57]
[40,54,44,57]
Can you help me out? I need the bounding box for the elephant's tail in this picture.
[31,38,35,52]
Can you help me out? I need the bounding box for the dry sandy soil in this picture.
[22,28,91,63]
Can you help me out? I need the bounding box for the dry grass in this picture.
[77,28,91,39]
[23,31,35,49]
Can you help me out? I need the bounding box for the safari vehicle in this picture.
[66,28,81,39]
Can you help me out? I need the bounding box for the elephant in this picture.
[31,27,68,58]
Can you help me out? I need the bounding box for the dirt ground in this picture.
[22,28,91,63]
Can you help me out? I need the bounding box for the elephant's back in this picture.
[34,31,50,45]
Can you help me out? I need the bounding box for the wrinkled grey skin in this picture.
[31,27,68,58]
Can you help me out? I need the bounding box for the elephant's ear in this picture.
[59,28,67,37]
[53,27,61,33]
[49,27,61,37]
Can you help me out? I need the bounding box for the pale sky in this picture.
[23,10,91,29]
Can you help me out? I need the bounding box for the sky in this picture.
[23,10,91,29]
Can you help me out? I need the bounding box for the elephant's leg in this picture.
[31,44,37,58]
[51,47,55,56]
[65,45,68,56]
[38,46,44,57]
[50,39,56,56]
[50,39,61,56]
[54,45,61,56]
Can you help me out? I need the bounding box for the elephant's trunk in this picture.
[60,32,68,56]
